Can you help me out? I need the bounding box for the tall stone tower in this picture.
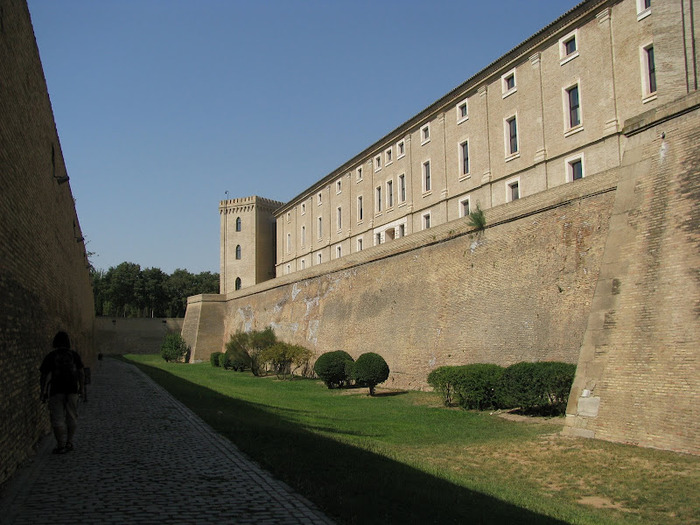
[219,196,284,294]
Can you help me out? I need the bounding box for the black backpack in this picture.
[52,348,79,388]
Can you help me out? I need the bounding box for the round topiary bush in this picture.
[352,352,390,396]
[314,350,354,388]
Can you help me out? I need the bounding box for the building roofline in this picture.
[275,0,610,216]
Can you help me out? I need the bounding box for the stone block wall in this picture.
[94,317,185,356]
[0,0,96,484]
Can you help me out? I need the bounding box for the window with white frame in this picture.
[506,178,520,202]
[301,259,306,269]
[566,154,584,182]
[357,195,363,222]
[420,124,431,145]
[301,203,306,215]
[357,238,363,251]
[456,99,468,123]
[336,180,342,194]
[286,212,290,223]
[459,140,470,176]
[356,166,363,181]
[336,245,342,259]
[501,69,517,97]
[301,225,306,246]
[398,174,406,203]
[637,0,651,20]
[565,83,582,130]
[397,140,406,158]
[385,147,393,165]
[375,232,381,245]
[386,180,394,208]
[422,212,431,230]
[286,233,291,253]
[317,192,322,205]
[398,224,405,238]
[317,253,322,264]
[337,206,342,230]
[318,216,323,238]
[459,197,471,218]
[423,160,431,192]
[374,154,382,172]
[559,30,579,64]
[505,115,519,156]
[376,186,382,212]
[641,43,657,100]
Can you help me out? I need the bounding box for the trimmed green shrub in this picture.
[452,364,504,410]
[427,366,459,406]
[260,342,313,380]
[352,352,390,396]
[314,350,354,389]
[224,328,276,375]
[210,351,223,367]
[497,361,576,415]
[217,352,228,368]
[160,333,190,363]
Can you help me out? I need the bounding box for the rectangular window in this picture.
[565,36,576,56]
[559,29,579,64]
[301,259,306,269]
[357,167,363,181]
[386,180,394,208]
[318,253,322,264]
[506,116,518,155]
[421,124,430,144]
[318,217,323,238]
[376,233,382,245]
[637,0,651,19]
[508,180,520,201]
[286,233,291,252]
[423,213,431,229]
[460,198,471,217]
[457,100,468,122]
[337,207,342,230]
[567,85,581,128]
[357,238,363,251]
[317,192,322,205]
[336,180,342,193]
[336,245,342,259]
[502,69,517,97]
[301,225,306,246]
[397,140,406,158]
[376,186,382,212]
[423,161,431,192]
[460,141,470,176]
[374,155,382,171]
[301,203,306,215]
[567,156,584,181]
[357,196,363,221]
[645,45,656,94]
[385,147,393,165]
[399,224,405,237]
[398,174,406,203]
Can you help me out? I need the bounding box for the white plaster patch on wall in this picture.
[237,306,254,332]
[307,319,320,346]
[305,296,320,317]
[292,282,302,300]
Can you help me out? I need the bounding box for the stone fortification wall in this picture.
[0,0,96,484]
[565,93,700,455]
[187,172,616,390]
[95,317,185,356]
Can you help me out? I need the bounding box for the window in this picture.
[423,213,431,229]
[286,212,290,223]
[566,155,585,182]
[286,264,290,275]
[398,174,406,203]
[374,155,382,171]
[301,259,306,269]
[460,197,471,218]
[387,180,394,208]
[317,192,322,205]
[397,140,406,158]
[421,124,431,145]
[301,225,306,246]
[357,196,363,222]
[506,116,518,156]
[317,253,322,264]
[235,277,242,291]
[375,232,382,245]
[336,245,342,259]
[507,179,520,202]
[423,161,431,192]
[336,180,342,193]
[459,141,470,176]
[559,30,579,64]
[641,44,656,99]
[357,238,363,251]
[637,0,651,20]
[398,224,405,238]
[502,69,517,97]
[376,186,382,212]
[286,233,291,253]
[337,207,342,230]
[385,147,393,165]
[318,217,323,238]
[235,217,241,232]
[566,84,581,128]
[235,245,241,260]
[301,203,306,215]
[357,166,363,181]
[456,99,468,122]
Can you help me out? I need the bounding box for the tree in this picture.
[160,333,190,362]
[260,342,313,380]
[314,350,354,389]
[352,352,390,396]
[224,328,277,376]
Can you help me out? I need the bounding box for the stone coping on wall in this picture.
[190,169,619,305]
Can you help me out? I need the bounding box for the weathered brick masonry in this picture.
[0,0,95,484]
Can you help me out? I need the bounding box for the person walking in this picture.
[40,331,86,454]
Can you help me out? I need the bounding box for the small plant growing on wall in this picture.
[352,352,390,396]
[468,204,486,231]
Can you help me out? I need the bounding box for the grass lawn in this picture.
[123,354,699,525]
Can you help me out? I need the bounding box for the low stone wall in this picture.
[95,317,184,355]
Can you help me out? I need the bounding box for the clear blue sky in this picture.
[28,0,580,275]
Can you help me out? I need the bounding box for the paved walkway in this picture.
[0,358,334,525]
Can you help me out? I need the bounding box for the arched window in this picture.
[235,245,241,259]
[235,277,242,290]
[235,217,242,232]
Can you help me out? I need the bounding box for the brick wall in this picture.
[94,317,184,356]
[186,172,616,390]
[0,0,95,484]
